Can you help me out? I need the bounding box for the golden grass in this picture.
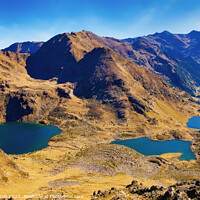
[0,44,200,199]
[158,153,182,160]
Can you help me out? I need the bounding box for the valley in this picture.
[0,30,200,199]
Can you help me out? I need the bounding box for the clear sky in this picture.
[0,0,200,49]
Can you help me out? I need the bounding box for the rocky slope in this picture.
[25,31,188,121]
[2,41,44,54]
[0,50,71,122]
[123,30,200,95]
[0,149,28,183]
[86,30,200,96]
[92,179,200,199]
[0,31,200,199]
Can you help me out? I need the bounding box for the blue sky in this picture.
[0,0,200,49]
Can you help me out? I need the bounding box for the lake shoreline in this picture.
[0,122,62,155]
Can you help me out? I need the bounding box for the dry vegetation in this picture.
[0,31,200,199]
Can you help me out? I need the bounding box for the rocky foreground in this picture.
[92,179,200,200]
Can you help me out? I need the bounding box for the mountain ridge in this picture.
[122,30,200,95]
[3,30,200,96]
[25,31,185,119]
[2,41,44,54]
[0,31,200,198]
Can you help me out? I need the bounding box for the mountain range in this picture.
[1,30,200,197]
[3,30,200,96]
[0,30,187,122]
[87,30,200,96]
[122,30,200,95]
[1,30,200,123]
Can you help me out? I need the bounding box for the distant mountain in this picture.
[84,30,200,96]
[2,41,44,54]
[121,30,200,96]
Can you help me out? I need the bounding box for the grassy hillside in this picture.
[0,32,200,199]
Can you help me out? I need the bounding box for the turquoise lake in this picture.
[111,116,200,161]
[111,137,196,161]
[0,122,62,154]
[186,116,200,129]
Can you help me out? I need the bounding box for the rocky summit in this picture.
[0,30,200,199]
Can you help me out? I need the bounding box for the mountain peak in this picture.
[161,30,171,34]
[154,30,172,37]
[189,30,199,34]
[188,30,200,37]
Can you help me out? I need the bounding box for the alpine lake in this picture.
[0,116,199,159]
[0,122,61,154]
[111,116,200,161]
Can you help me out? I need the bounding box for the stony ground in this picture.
[92,179,200,200]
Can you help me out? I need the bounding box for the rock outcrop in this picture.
[92,179,200,199]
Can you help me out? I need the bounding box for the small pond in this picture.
[0,122,62,154]
[111,137,196,161]
[187,116,200,129]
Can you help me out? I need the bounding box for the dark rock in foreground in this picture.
[92,179,200,199]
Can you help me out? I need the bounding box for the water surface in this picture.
[111,137,196,161]
[187,116,200,129]
[0,122,62,154]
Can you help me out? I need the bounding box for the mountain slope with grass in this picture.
[85,30,200,96]
[0,31,200,199]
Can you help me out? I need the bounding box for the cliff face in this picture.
[2,90,59,122]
